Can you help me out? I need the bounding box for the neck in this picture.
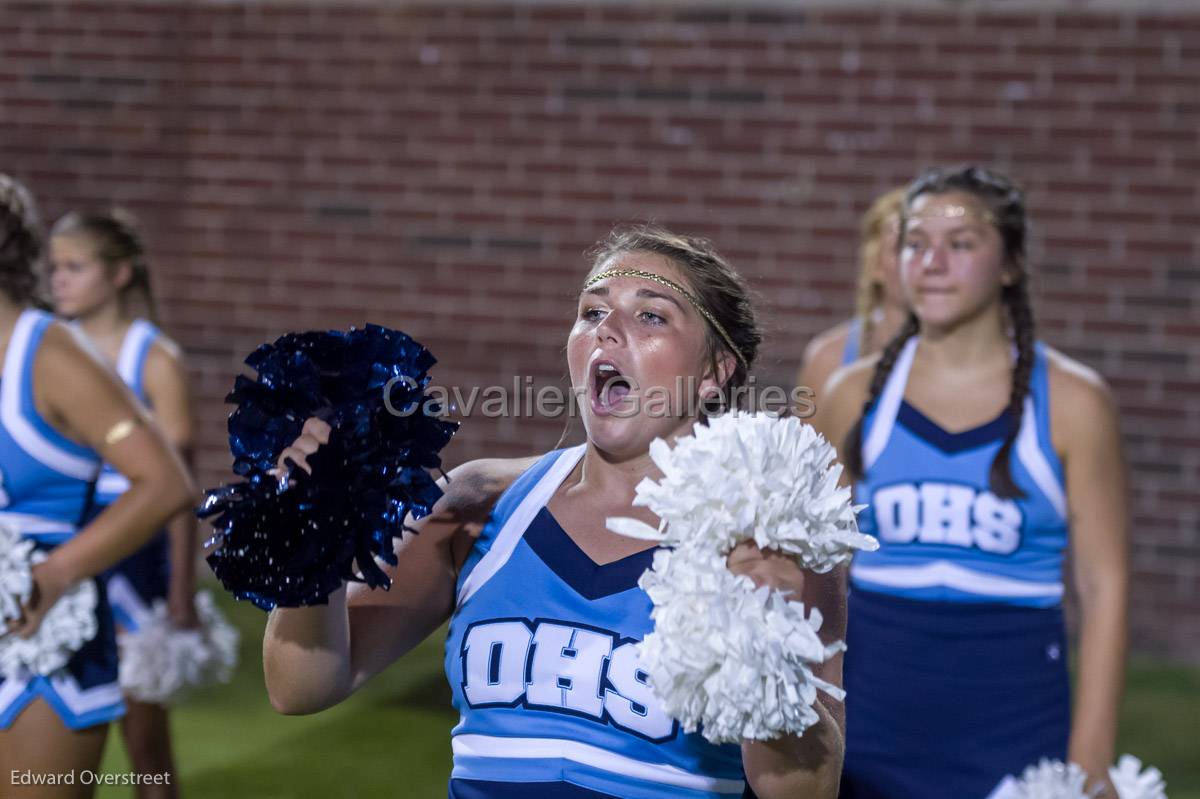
[918,303,1011,367]
[76,301,130,340]
[0,296,24,328]
[870,302,910,343]
[576,419,697,504]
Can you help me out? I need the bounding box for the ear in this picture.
[698,351,738,400]
[112,261,134,291]
[1000,256,1025,287]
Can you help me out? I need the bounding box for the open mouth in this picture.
[591,360,633,413]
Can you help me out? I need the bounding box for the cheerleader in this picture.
[814,166,1128,797]
[260,226,846,798]
[797,188,908,405]
[0,176,192,796]
[47,210,198,798]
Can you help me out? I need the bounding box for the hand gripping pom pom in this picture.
[198,325,459,610]
[607,413,878,743]
[0,523,99,679]
[118,590,240,704]
[638,549,846,743]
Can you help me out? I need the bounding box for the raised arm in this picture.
[261,418,528,715]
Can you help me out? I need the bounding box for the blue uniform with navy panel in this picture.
[840,337,1071,798]
[90,319,170,634]
[0,309,121,730]
[445,445,751,799]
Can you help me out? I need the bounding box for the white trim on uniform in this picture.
[1015,396,1068,521]
[456,445,587,607]
[862,336,919,470]
[1,311,98,481]
[105,573,151,629]
[96,472,131,496]
[48,674,123,714]
[851,559,1064,599]
[452,734,747,795]
[0,511,74,536]
[0,673,25,706]
[116,319,156,387]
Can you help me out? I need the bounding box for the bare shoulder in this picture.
[812,353,878,444]
[147,331,185,366]
[36,319,109,378]
[1043,346,1119,440]
[1044,346,1115,412]
[436,455,541,518]
[824,353,878,408]
[802,320,854,368]
[142,335,187,387]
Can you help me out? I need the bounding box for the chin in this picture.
[583,414,652,459]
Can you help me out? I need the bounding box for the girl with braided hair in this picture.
[0,176,192,796]
[813,166,1129,798]
[47,210,199,798]
[797,187,908,405]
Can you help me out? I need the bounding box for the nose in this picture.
[918,242,948,274]
[595,307,628,346]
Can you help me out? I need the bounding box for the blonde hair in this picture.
[854,187,906,353]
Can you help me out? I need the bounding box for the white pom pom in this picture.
[1109,755,1167,799]
[0,523,36,624]
[609,413,877,572]
[0,524,98,679]
[1012,759,1092,799]
[118,590,239,704]
[637,549,844,744]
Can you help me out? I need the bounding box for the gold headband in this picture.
[910,205,996,225]
[581,268,749,371]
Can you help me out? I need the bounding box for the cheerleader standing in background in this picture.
[0,177,192,797]
[814,166,1128,798]
[47,211,198,798]
[797,187,908,404]
[260,226,846,798]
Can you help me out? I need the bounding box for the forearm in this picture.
[46,475,193,583]
[742,699,844,799]
[166,508,198,598]
[263,586,354,715]
[1068,582,1127,778]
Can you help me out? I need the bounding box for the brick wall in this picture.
[2,1,1197,659]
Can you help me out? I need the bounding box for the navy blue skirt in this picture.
[840,588,1069,799]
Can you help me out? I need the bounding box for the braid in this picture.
[0,174,41,305]
[843,312,920,480]
[989,278,1035,498]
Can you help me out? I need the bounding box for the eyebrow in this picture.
[581,285,686,312]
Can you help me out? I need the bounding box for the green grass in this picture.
[98,588,1200,798]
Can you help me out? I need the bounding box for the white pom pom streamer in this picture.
[605,413,877,743]
[0,523,98,679]
[118,590,240,704]
[1012,759,1093,799]
[0,523,36,624]
[1109,755,1168,799]
[638,548,845,743]
[989,755,1169,799]
[607,412,877,572]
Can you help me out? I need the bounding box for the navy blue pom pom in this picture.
[198,325,459,610]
